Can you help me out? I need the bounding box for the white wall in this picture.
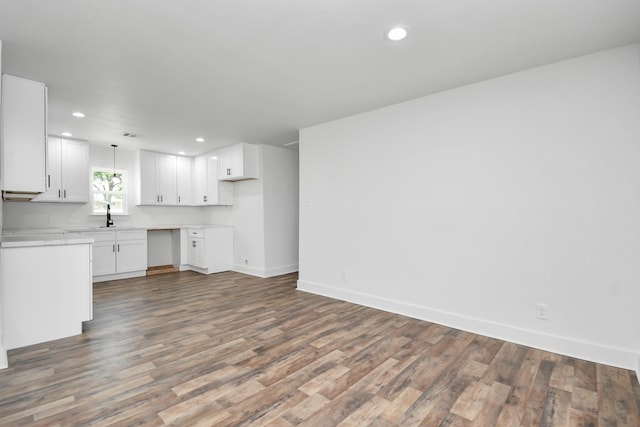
[217,145,299,277]
[263,145,299,276]
[3,144,207,229]
[299,44,640,370]
[230,177,266,275]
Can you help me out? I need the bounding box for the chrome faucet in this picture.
[106,204,114,227]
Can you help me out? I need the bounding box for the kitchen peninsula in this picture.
[0,234,93,350]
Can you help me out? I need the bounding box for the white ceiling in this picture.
[1,1,639,156]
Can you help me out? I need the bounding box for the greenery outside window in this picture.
[92,168,127,214]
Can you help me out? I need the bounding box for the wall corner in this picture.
[0,346,7,370]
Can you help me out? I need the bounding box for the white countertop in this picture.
[1,224,232,247]
[1,235,94,248]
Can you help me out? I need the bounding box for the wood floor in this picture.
[0,272,639,426]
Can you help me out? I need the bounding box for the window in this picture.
[92,168,127,214]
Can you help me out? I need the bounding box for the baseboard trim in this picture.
[92,270,146,283]
[233,264,298,278]
[233,264,267,278]
[265,264,298,277]
[297,279,638,371]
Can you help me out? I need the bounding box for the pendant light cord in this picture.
[111,144,118,178]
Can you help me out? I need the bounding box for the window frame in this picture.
[91,167,128,215]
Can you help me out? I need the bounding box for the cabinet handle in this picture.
[178,196,181,203]
[161,195,163,202]
[63,189,67,198]
[118,244,120,252]
[112,244,115,252]
[227,168,231,176]
[58,189,61,198]
[47,175,51,188]
[192,240,196,247]
[157,195,160,202]
[203,195,207,202]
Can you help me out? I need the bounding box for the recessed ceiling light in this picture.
[387,26,407,41]
[61,132,72,137]
[178,151,186,155]
[72,112,85,118]
[196,137,205,143]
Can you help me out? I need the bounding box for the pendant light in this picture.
[111,144,118,178]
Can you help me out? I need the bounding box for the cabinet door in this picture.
[176,155,192,205]
[1,75,47,193]
[203,227,234,272]
[92,241,117,276]
[217,144,240,180]
[116,239,148,273]
[188,237,205,268]
[139,150,158,205]
[192,155,208,205]
[61,139,89,202]
[217,143,259,181]
[206,154,219,205]
[156,153,177,204]
[35,137,62,201]
[209,154,233,205]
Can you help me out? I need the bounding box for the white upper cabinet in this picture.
[138,150,177,205]
[35,136,89,203]
[216,142,259,181]
[193,152,233,206]
[156,153,177,204]
[176,155,193,205]
[1,74,47,195]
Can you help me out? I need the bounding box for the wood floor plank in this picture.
[495,348,542,427]
[0,271,637,426]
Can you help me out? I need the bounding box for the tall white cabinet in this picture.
[34,136,89,203]
[1,74,47,196]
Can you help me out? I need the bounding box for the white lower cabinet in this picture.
[92,238,117,276]
[187,229,206,268]
[81,229,148,281]
[186,227,233,274]
[0,241,92,350]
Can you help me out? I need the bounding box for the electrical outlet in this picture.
[536,303,549,320]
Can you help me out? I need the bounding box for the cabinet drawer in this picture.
[187,228,204,238]
[80,231,116,242]
[116,230,147,241]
